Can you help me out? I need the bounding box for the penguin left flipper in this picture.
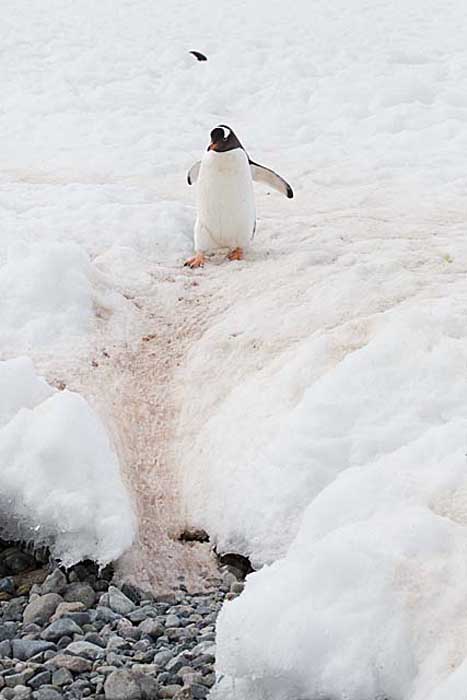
[249,161,293,199]
[187,161,201,185]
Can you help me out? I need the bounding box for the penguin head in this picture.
[208,125,242,152]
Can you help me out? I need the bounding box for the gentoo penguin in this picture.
[184,125,293,268]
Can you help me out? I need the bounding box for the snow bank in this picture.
[0,242,98,352]
[210,300,467,699]
[0,358,135,566]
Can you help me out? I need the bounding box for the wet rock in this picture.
[3,550,35,574]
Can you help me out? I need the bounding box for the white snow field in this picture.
[1,0,467,697]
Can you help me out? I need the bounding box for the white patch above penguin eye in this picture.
[220,126,230,140]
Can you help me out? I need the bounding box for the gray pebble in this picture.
[63,583,95,610]
[0,640,12,657]
[158,686,184,699]
[1,690,16,700]
[0,577,15,595]
[41,571,67,597]
[4,669,35,688]
[28,671,52,691]
[55,637,72,651]
[95,606,120,624]
[41,619,82,643]
[153,650,174,668]
[1,689,16,700]
[165,615,180,628]
[23,596,63,627]
[106,636,129,653]
[0,621,17,641]
[44,654,92,673]
[64,641,104,660]
[138,620,164,640]
[31,687,63,699]
[103,669,158,700]
[61,612,91,627]
[51,668,72,687]
[3,598,27,622]
[3,550,35,574]
[107,588,135,616]
[11,640,56,662]
[83,632,105,648]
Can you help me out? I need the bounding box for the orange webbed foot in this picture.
[184,253,206,269]
[227,247,244,261]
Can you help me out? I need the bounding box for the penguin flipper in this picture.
[187,161,201,185]
[250,161,293,199]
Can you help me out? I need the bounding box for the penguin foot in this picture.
[184,253,206,269]
[227,247,244,261]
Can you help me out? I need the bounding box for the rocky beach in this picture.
[0,543,244,700]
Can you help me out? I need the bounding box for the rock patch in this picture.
[0,545,246,699]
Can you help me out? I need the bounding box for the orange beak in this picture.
[208,141,218,151]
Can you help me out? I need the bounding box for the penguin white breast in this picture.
[195,149,256,251]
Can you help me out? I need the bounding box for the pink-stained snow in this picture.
[1,0,467,698]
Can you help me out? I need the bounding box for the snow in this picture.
[0,358,135,565]
[209,301,467,700]
[0,242,96,351]
[1,0,467,695]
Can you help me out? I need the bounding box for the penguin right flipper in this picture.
[250,161,293,199]
[187,161,201,185]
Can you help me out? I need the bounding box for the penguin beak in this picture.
[208,141,217,151]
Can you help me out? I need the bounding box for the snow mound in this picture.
[212,301,467,699]
[0,357,135,566]
[0,241,98,352]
